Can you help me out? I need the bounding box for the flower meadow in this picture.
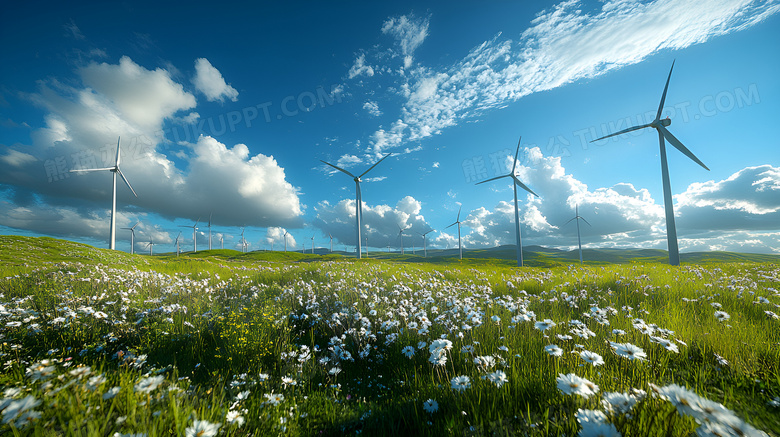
[0,236,778,436]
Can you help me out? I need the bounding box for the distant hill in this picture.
[0,235,777,267]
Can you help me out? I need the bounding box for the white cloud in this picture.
[265,227,296,249]
[432,161,440,168]
[0,56,303,244]
[348,54,375,79]
[363,100,382,117]
[352,0,778,154]
[381,14,430,68]
[192,58,239,103]
[314,196,433,248]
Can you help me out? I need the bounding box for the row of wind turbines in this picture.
[73,61,707,266]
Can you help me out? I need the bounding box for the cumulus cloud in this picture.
[192,58,239,102]
[0,56,303,244]
[264,226,296,249]
[458,148,779,253]
[363,101,382,117]
[314,196,434,248]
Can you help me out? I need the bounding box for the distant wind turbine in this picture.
[121,221,141,255]
[476,137,539,267]
[207,212,213,251]
[444,206,464,260]
[174,231,182,256]
[146,238,155,256]
[311,235,315,254]
[564,204,591,265]
[320,153,392,259]
[240,228,246,253]
[328,233,333,253]
[69,137,137,250]
[220,235,224,250]
[179,218,199,252]
[418,229,435,258]
[591,61,709,266]
[397,224,409,255]
[283,230,289,252]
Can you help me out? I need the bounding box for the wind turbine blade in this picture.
[475,174,510,185]
[580,217,592,227]
[511,176,539,197]
[658,125,709,170]
[456,206,461,222]
[564,217,577,226]
[115,137,121,166]
[512,137,522,173]
[656,61,675,121]
[591,124,652,142]
[131,221,140,230]
[69,167,114,173]
[444,222,457,230]
[358,153,392,178]
[320,160,356,178]
[116,168,138,197]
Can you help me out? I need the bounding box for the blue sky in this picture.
[1,0,778,255]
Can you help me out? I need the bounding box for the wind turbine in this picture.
[320,153,392,259]
[220,235,224,250]
[121,221,141,255]
[328,233,333,253]
[564,204,591,265]
[179,218,199,253]
[207,212,213,251]
[146,238,155,256]
[283,230,289,252]
[311,235,315,254]
[591,61,708,266]
[69,137,137,250]
[240,228,246,253]
[418,229,435,258]
[364,236,369,258]
[397,224,409,255]
[444,207,465,260]
[174,231,182,256]
[476,137,539,267]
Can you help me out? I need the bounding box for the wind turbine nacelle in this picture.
[661,118,671,127]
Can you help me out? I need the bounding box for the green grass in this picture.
[0,235,778,436]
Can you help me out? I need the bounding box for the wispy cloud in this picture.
[351,0,779,155]
[192,58,239,103]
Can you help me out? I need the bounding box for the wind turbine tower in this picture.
[207,212,213,251]
[174,231,181,257]
[591,61,708,266]
[328,233,333,253]
[69,137,137,250]
[320,153,392,259]
[283,230,289,252]
[419,229,434,258]
[444,207,465,260]
[146,238,155,256]
[122,221,140,255]
[564,204,591,265]
[179,218,199,252]
[476,137,539,267]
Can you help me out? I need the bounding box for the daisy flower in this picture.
[487,370,508,388]
[185,420,220,437]
[534,319,556,332]
[579,350,605,366]
[556,373,598,398]
[401,346,416,358]
[422,399,439,413]
[544,344,563,357]
[264,392,284,406]
[575,408,606,424]
[450,375,471,392]
[714,311,730,322]
[134,375,164,394]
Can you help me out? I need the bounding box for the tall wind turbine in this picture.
[444,207,464,260]
[174,231,182,256]
[320,153,392,259]
[69,137,137,250]
[240,228,246,253]
[179,218,199,253]
[418,229,434,258]
[591,61,708,265]
[121,221,141,255]
[328,233,333,253]
[476,137,539,267]
[146,238,155,256]
[220,235,224,250]
[564,204,591,265]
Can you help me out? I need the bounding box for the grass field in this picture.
[0,235,778,436]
